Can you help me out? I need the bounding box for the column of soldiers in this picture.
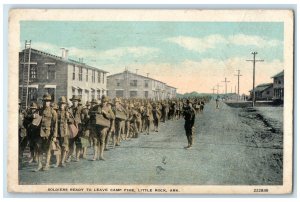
[19,93,210,171]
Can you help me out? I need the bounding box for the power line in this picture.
[246,52,264,107]
[221,77,230,95]
[234,70,242,100]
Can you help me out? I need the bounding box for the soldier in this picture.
[79,101,91,159]
[152,103,161,132]
[67,95,82,163]
[112,98,126,148]
[18,99,27,168]
[183,99,196,149]
[57,96,71,167]
[23,102,40,165]
[35,93,57,171]
[89,98,98,148]
[144,103,153,135]
[216,96,220,109]
[90,95,114,160]
[105,100,115,150]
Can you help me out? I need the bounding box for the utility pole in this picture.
[211,87,216,94]
[246,52,264,107]
[222,77,230,94]
[234,69,242,101]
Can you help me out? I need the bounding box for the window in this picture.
[102,73,105,84]
[92,70,95,83]
[28,88,38,101]
[47,88,55,102]
[47,65,56,80]
[130,80,137,87]
[72,65,76,80]
[86,69,89,81]
[278,81,281,84]
[97,90,101,99]
[78,89,83,98]
[116,79,121,87]
[98,71,101,83]
[30,65,37,80]
[91,90,95,99]
[72,88,76,96]
[130,91,137,97]
[144,91,148,98]
[144,80,149,88]
[79,67,83,81]
[116,90,124,97]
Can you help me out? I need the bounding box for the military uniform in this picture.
[183,100,196,149]
[35,94,57,171]
[90,96,114,160]
[57,96,71,167]
[67,95,83,162]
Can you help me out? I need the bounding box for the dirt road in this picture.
[19,101,283,185]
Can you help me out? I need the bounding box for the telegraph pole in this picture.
[222,77,230,95]
[234,70,242,101]
[246,52,264,107]
[211,87,216,94]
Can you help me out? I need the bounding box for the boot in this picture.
[82,147,87,159]
[92,146,98,161]
[34,155,43,172]
[43,152,51,171]
[61,151,67,167]
[99,144,105,161]
[52,154,60,168]
[75,148,80,162]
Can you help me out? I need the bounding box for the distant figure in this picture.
[216,97,220,109]
[183,100,196,149]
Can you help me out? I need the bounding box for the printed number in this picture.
[254,189,268,192]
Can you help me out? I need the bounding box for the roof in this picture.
[249,83,273,92]
[271,70,284,78]
[20,48,108,73]
[107,71,177,89]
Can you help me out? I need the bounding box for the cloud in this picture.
[228,34,282,47]
[29,42,159,63]
[166,35,226,53]
[166,34,282,53]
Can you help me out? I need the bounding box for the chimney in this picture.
[61,48,69,60]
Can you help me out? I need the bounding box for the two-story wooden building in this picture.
[19,46,108,107]
[107,70,176,100]
[272,70,284,101]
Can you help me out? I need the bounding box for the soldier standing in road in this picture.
[112,97,126,148]
[35,93,57,171]
[67,95,82,162]
[57,96,71,167]
[79,101,91,159]
[183,99,196,149]
[90,96,115,160]
[216,96,220,109]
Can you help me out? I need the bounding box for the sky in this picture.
[20,21,284,94]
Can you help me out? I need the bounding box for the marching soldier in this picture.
[90,95,114,160]
[67,95,82,163]
[79,101,91,159]
[183,99,196,149]
[18,99,27,168]
[35,93,57,171]
[57,96,71,167]
[112,97,126,148]
[105,100,115,150]
[23,102,40,165]
[152,103,161,132]
[144,103,153,135]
